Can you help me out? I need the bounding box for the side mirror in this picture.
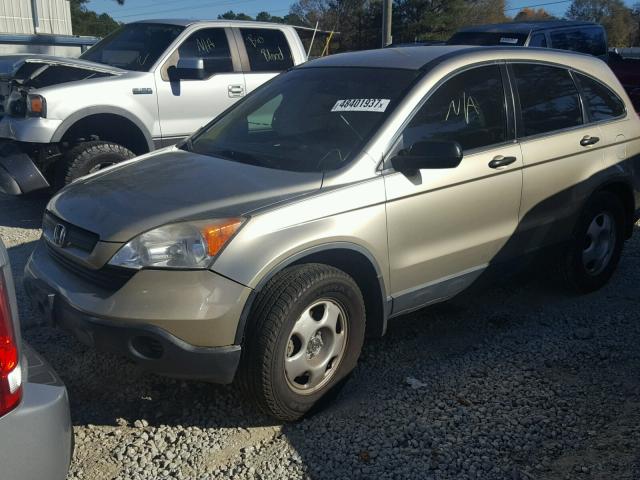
[391,140,463,173]
[174,58,206,80]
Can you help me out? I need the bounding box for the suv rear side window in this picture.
[401,65,507,152]
[240,28,294,72]
[549,27,607,57]
[512,64,583,137]
[574,72,625,122]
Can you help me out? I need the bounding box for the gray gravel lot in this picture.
[1,191,639,480]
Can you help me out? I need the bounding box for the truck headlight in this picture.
[109,218,245,270]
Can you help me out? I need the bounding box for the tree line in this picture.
[73,0,640,49]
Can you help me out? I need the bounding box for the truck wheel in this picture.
[560,191,625,293]
[55,141,135,189]
[238,264,366,421]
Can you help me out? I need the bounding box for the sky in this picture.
[86,0,636,23]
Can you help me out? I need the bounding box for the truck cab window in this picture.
[240,28,294,72]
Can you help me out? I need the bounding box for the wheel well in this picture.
[60,114,150,155]
[290,249,387,338]
[600,181,635,238]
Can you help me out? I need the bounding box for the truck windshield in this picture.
[186,67,421,172]
[81,23,184,72]
[448,31,528,46]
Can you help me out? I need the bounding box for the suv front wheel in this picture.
[238,264,366,421]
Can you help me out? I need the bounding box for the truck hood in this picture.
[0,54,123,86]
[48,148,323,243]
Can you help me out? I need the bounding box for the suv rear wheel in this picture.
[55,141,135,190]
[238,264,366,421]
[561,191,625,293]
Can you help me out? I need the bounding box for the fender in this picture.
[232,241,391,344]
[51,106,155,152]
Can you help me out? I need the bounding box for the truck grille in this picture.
[46,243,135,291]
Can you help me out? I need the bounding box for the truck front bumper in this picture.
[0,140,49,194]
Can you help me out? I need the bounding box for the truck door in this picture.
[154,27,245,145]
[232,27,296,96]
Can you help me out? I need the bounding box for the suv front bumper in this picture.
[23,240,250,383]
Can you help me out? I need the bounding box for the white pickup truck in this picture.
[0,20,307,194]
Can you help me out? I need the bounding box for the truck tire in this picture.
[238,264,366,421]
[560,191,625,293]
[55,141,135,190]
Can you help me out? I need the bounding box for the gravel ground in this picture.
[1,191,640,480]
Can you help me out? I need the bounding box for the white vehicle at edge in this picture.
[0,20,307,195]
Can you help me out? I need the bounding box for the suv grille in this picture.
[46,243,135,291]
[43,212,99,253]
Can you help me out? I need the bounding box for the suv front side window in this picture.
[398,65,507,155]
[512,63,583,137]
[240,28,294,72]
[574,72,625,122]
[550,27,607,57]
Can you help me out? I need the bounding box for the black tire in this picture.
[238,263,366,421]
[561,191,625,293]
[55,141,135,190]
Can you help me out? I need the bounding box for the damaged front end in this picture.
[0,55,122,194]
[0,55,121,120]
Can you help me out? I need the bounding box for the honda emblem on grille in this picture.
[53,224,67,247]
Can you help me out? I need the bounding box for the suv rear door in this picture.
[509,62,605,250]
[154,26,245,146]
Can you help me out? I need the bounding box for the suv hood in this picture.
[48,148,323,243]
[0,54,123,86]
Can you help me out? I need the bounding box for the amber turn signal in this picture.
[28,95,46,117]
[201,218,244,256]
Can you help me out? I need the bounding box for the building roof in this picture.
[456,20,598,35]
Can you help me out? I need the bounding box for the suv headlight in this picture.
[109,218,245,270]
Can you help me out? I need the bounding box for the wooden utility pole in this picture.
[382,0,392,47]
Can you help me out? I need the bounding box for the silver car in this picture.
[0,239,72,479]
[24,46,640,420]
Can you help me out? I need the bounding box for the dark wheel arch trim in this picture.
[233,242,390,345]
[51,106,154,152]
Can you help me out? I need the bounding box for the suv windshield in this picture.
[187,67,420,172]
[448,31,528,46]
[81,23,184,72]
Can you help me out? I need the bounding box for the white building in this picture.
[0,0,73,35]
[0,0,97,56]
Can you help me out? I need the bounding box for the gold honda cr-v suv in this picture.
[24,46,640,420]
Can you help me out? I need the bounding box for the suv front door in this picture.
[154,27,244,146]
[384,64,523,314]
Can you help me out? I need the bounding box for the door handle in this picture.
[488,155,517,169]
[580,135,600,147]
[228,84,245,98]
